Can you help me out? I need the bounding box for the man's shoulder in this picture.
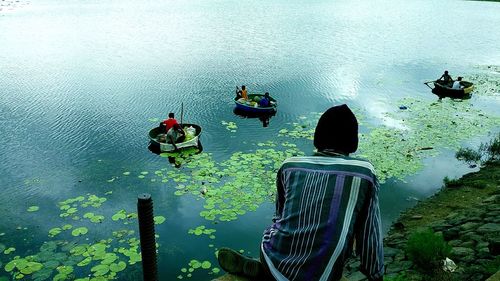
[282,156,376,174]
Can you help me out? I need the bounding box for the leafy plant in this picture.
[483,256,500,275]
[443,176,460,188]
[455,147,482,165]
[484,132,500,161]
[456,133,500,166]
[405,229,451,272]
[384,272,408,281]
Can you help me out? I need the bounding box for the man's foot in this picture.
[217,248,262,278]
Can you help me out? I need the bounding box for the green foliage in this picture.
[456,133,500,166]
[443,176,460,188]
[484,132,500,161]
[483,256,500,274]
[405,229,451,272]
[455,147,482,165]
[384,272,408,281]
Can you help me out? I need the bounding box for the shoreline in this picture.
[345,161,500,281]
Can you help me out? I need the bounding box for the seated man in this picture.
[438,70,453,86]
[259,92,271,107]
[163,112,179,133]
[241,85,248,100]
[452,76,464,89]
[217,104,384,281]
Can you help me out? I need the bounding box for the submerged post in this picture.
[137,193,158,281]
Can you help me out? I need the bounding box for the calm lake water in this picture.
[1,0,500,280]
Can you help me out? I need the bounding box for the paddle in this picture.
[180,102,184,126]
[423,80,436,89]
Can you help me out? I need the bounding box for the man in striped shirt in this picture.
[218,104,384,281]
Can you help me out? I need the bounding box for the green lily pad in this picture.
[27,206,39,212]
[53,273,67,281]
[62,224,73,230]
[77,257,92,267]
[91,264,109,276]
[201,261,211,269]
[111,210,127,221]
[101,253,118,265]
[3,247,15,254]
[19,261,43,274]
[109,261,126,272]
[4,259,21,272]
[71,227,88,237]
[153,216,166,225]
[189,260,201,269]
[57,265,73,275]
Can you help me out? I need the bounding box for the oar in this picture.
[180,102,184,126]
[423,80,435,89]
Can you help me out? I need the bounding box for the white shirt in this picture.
[452,80,462,89]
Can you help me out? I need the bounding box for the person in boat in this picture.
[162,112,179,133]
[259,92,271,107]
[240,85,248,100]
[452,76,464,89]
[438,70,453,85]
[236,86,242,99]
[217,104,384,281]
[166,123,185,151]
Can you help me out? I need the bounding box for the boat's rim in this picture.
[149,123,202,145]
[234,94,277,110]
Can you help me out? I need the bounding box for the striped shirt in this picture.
[261,155,384,281]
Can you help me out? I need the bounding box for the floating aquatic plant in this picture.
[153,216,166,225]
[3,190,147,281]
[276,98,499,182]
[27,206,39,212]
[358,98,500,182]
[221,120,238,132]
[71,227,88,237]
[83,213,105,223]
[3,247,15,255]
[188,225,216,237]
[176,259,217,279]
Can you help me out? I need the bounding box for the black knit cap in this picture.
[313,104,358,153]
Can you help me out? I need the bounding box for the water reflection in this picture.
[233,108,277,127]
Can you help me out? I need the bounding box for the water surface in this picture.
[1,0,500,280]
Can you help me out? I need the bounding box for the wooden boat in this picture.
[430,80,474,99]
[234,94,277,113]
[148,123,202,152]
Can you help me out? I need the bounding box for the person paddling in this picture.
[438,70,453,85]
[161,113,185,150]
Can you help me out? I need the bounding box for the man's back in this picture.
[163,118,178,132]
[261,155,384,281]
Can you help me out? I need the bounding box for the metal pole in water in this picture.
[137,193,158,281]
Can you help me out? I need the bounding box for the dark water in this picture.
[1,0,500,280]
